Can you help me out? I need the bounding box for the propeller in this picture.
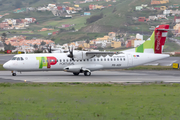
[68,46,74,61]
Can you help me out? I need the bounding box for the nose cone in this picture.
[3,62,10,70]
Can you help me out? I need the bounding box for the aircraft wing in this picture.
[86,51,123,57]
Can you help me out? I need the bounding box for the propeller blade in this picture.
[48,46,51,53]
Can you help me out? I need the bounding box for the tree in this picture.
[4,43,15,51]
[112,7,117,13]
[71,27,75,31]
[168,31,173,38]
[86,39,90,44]
[1,33,7,43]
[41,41,46,46]
[33,44,38,49]
[14,0,22,8]
[86,13,103,24]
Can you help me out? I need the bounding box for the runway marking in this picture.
[164,81,180,83]
[33,81,103,83]
[0,54,13,56]
[110,81,143,83]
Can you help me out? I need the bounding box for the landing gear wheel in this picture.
[12,73,16,76]
[73,72,80,76]
[84,71,91,76]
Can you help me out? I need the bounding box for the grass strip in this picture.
[0,64,6,71]
[0,83,180,120]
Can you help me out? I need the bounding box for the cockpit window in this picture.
[11,57,24,61]
[11,57,17,60]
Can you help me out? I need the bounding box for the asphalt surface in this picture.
[0,70,180,83]
[0,54,14,64]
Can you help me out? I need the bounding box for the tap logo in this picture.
[36,56,57,69]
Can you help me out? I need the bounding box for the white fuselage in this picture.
[3,52,169,72]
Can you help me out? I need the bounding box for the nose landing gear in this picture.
[11,71,16,76]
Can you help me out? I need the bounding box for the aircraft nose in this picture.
[3,62,10,70]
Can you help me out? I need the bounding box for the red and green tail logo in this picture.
[36,56,57,69]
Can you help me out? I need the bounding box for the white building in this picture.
[136,33,143,40]
[134,40,145,47]
[163,10,171,15]
[0,42,4,51]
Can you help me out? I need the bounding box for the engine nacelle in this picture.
[64,65,82,73]
[72,51,93,60]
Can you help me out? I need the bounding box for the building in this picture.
[136,6,143,11]
[151,0,169,5]
[174,16,180,23]
[132,40,145,47]
[111,41,121,48]
[171,9,180,16]
[84,12,91,15]
[126,40,132,48]
[157,14,167,19]
[0,42,4,51]
[160,6,166,10]
[173,24,180,34]
[138,17,147,22]
[149,16,158,21]
[163,10,171,15]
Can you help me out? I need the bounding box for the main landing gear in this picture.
[73,71,91,76]
[84,71,91,76]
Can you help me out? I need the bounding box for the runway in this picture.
[0,70,180,83]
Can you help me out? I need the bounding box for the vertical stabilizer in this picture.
[135,24,169,54]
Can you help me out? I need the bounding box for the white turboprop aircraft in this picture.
[3,25,170,76]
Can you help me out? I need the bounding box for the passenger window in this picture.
[120,58,122,61]
[124,58,125,61]
[21,57,24,60]
[117,58,119,61]
[84,59,86,61]
[101,59,103,61]
[104,59,106,61]
[60,59,62,62]
[111,58,113,61]
[114,58,116,61]
[94,59,96,61]
[70,59,72,62]
[107,58,109,61]
[97,59,99,61]
[80,60,82,62]
[77,60,79,62]
[56,59,58,62]
[87,59,89,61]
[67,59,68,62]
[63,59,65,62]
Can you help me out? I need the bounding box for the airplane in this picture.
[3,24,170,76]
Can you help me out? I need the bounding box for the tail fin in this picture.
[135,24,169,54]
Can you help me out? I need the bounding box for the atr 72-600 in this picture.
[3,25,170,76]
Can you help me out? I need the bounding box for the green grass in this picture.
[0,83,180,119]
[164,40,180,52]
[0,64,5,71]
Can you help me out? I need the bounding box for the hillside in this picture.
[0,0,180,47]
